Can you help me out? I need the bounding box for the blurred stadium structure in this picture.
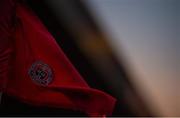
[1,0,178,116]
[84,0,180,116]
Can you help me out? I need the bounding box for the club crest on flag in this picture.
[28,61,53,86]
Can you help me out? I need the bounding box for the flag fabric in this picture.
[0,0,15,92]
[0,0,116,116]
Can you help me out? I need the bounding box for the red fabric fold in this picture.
[0,2,116,116]
[0,0,15,91]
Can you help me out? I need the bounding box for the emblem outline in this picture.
[28,60,53,86]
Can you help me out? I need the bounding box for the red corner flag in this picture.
[0,1,116,117]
